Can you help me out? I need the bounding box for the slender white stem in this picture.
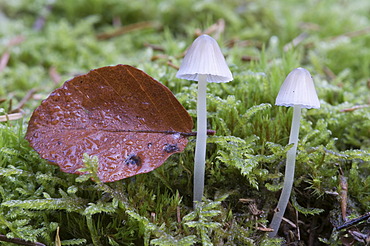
[193,74,208,205]
[269,105,302,237]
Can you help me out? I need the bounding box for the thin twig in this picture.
[9,88,37,113]
[340,104,370,112]
[0,234,45,246]
[0,52,10,72]
[323,66,337,81]
[257,226,274,232]
[226,39,262,48]
[151,54,169,61]
[241,55,259,62]
[55,227,61,246]
[96,21,159,40]
[329,26,370,41]
[0,36,25,72]
[348,230,369,243]
[6,36,25,48]
[0,112,23,122]
[281,216,297,229]
[49,67,62,85]
[239,198,255,203]
[195,19,225,40]
[177,192,181,223]
[144,43,165,52]
[284,32,309,52]
[177,205,181,223]
[295,209,300,241]
[33,3,54,31]
[336,212,370,230]
[339,168,348,221]
[167,61,179,70]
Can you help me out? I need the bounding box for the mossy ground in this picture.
[0,0,369,245]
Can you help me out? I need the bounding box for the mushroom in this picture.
[176,34,233,203]
[269,67,320,237]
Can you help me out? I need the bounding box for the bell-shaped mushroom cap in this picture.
[176,34,233,83]
[275,67,320,109]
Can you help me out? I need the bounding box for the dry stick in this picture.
[339,172,348,221]
[0,36,25,72]
[304,27,370,50]
[329,26,370,41]
[144,43,165,52]
[167,61,179,70]
[0,234,45,246]
[323,66,337,80]
[55,227,61,246]
[281,216,297,228]
[96,21,159,40]
[295,209,300,241]
[257,227,274,232]
[340,104,370,112]
[0,113,23,122]
[283,32,309,52]
[241,55,259,62]
[9,88,37,113]
[177,205,181,223]
[7,98,12,112]
[33,3,54,31]
[0,52,10,72]
[348,230,368,243]
[7,36,25,47]
[195,19,225,40]
[49,67,62,85]
[336,212,370,230]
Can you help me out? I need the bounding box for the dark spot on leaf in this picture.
[124,154,141,166]
[163,144,179,153]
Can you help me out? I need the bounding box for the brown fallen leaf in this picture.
[26,65,194,182]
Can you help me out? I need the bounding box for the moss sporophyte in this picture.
[176,34,233,205]
[269,67,320,237]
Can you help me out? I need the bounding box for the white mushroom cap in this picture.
[275,67,320,109]
[176,34,233,83]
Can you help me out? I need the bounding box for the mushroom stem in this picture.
[269,105,302,237]
[193,74,208,204]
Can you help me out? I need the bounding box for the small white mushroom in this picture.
[269,67,320,237]
[176,34,233,204]
[275,67,320,109]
